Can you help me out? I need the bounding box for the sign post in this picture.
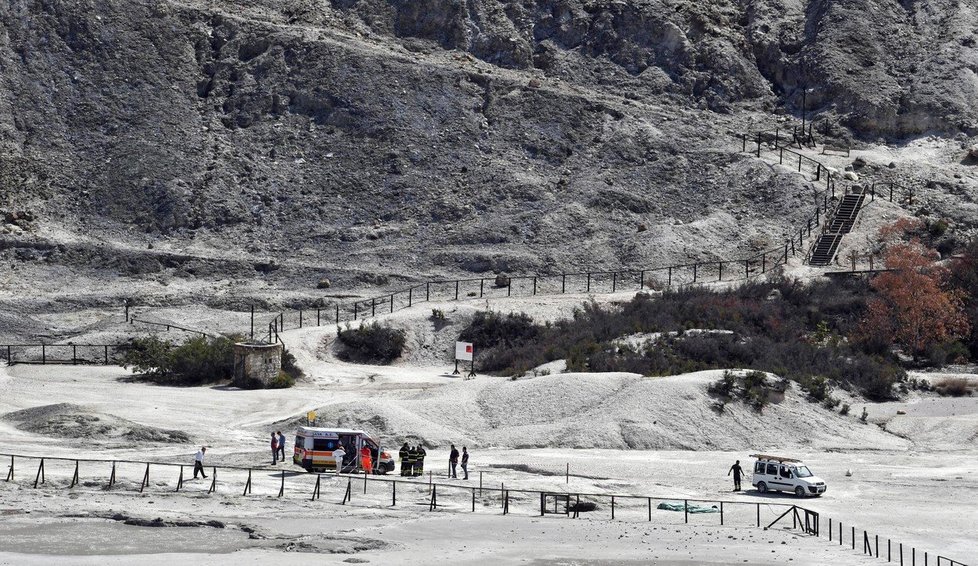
[455,341,475,379]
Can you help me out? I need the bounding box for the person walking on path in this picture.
[461,447,469,480]
[193,447,207,479]
[728,460,744,491]
[449,444,459,479]
[399,442,410,477]
[332,445,346,474]
[277,431,287,463]
[270,432,279,465]
[360,445,373,475]
[414,444,426,477]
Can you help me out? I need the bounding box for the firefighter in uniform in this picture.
[399,442,411,476]
[414,444,426,477]
[406,444,417,477]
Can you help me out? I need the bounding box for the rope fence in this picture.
[0,452,967,565]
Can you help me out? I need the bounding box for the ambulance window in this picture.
[766,463,778,475]
[313,439,334,451]
[754,462,764,474]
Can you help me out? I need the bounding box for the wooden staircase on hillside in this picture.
[807,193,865,267]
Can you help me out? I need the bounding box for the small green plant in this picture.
[268,370,296,389]
[860,407,869,422]
[801,375,832,403]
[839,403,851,415]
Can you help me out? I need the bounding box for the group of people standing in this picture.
[398,442,427,476]
[270,431,287,464]
[449,444,469,480]
[398,442,469,480]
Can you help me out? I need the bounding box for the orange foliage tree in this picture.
[857,239,970,357]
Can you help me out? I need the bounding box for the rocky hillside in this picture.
[0,0,976,314]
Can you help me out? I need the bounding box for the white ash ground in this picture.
[1,294,977,564]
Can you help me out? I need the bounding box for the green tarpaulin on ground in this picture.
[656,501,720,514]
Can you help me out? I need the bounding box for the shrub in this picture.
[430,308,449,330]
[707,370,773,413]
[337,321,406,363]
[459,311,538,350]
[281,349,304,381]
[121,334,239,386]
[839,403,851,415]
[933,377,974,397]
[801,375,832,403]
[268,370,296,389]
[461,279,909,399]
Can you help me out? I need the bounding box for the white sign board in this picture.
[455,341,474,361]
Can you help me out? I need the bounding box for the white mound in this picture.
[284,370,910,452]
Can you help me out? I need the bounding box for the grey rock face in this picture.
[0,0,974,317]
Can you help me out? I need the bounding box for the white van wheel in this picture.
[794,486,805,497]
[757,482,767,493]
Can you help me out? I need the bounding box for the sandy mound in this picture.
[3,403,192,444]
[274,371,910,452]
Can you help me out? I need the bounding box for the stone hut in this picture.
[233,342,283,388]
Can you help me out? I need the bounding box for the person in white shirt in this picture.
[193,447,207,479]
[332,445,346,475]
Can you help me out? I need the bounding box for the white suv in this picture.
[750,454,827,497]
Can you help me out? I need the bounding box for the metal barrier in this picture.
[0,343,126,366]
[1,451,967,565]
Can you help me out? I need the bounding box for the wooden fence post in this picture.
[139,463,150,493]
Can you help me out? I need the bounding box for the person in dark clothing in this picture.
[460,446,469,480]
[405,444,416,477]
[414,445,426,476]
[193,447,207,479]
[271,432,279,465]
[277,431,286,462]
[399,442,410,476]
[449,444,459,478]
[728,460,744,491]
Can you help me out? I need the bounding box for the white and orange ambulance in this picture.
[292,426,395,474]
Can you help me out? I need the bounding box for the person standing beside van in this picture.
[271,432,279,465]
[360,445,373,474]
[277,431,287,463]
[332,444,346,474]
[728,460,743,491]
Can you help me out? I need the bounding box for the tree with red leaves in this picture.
[857,238,969,358]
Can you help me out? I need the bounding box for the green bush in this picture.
[268,370,296,389]
[459,310,538,350]
[337,321,406,363]
[281,348,304,381]
[461,279,908,399]
[708,371,774,413]
[121,335,239,386]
